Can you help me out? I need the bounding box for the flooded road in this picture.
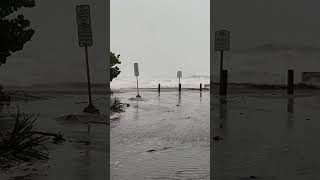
[111,90,210,179]
[0,92,108,180]
[212,90,320,180]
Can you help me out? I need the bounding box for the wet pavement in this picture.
[111,90,210,179]
[212,89,320,180]
[0,92,108,180]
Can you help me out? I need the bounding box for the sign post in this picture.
[134,63,141,98]
[76,4,99,113]
[215,30,230,95]
[177,71,182,92]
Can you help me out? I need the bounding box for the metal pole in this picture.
[222,70,228,95]
[85,45,93,105]
[136,76,140,97]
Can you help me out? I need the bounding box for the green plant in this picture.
[110,52,121,82]
[110,96,124,113]
[0,108,49,166]
[0,0,36,65]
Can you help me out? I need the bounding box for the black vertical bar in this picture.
[221,70,228,95]
[85,45,93,105]
[106,0,110,178]
[136,76,140,97]
[287,69,294,95]
[224,70,228,95]
[179,83,181,92]
[158,83,161,93]
[200,83,202,91]
[219,51,224,95]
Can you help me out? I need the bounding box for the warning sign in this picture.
[215,30,230,51]
[76,5,93,47]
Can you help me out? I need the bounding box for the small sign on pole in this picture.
[76,5,98,113]
[215,30,231,96]
[134,63,141,98]
[215,30,230,51]
[177,71,182,83]
[134,63,139,77]
[177,71,182,78]
[76,5,93,47]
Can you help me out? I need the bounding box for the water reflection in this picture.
[177,92,182,106]
[212,95,228,180]
[77,146,91,180]
[0,103,4,113]
[135,99,139,118]
[200,92,202,103]
[157,93,160,105]
[287,96,294,129]
[219,96,228,136]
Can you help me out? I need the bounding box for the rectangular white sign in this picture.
[215,30,230,51]
[177,71,182,78]
[134,63,139,76]
[76,5,93,47]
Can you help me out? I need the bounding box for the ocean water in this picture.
[111,75,210,89]
[2,46,320,89]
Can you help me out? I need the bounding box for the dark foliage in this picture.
[110,52,121,82]
[0,0,35,65]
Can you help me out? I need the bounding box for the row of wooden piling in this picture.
[157,83,204,93]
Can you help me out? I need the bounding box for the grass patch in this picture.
[0,107,49,170]
[110,96,125,114]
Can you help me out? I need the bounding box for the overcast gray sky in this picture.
[111,0,210,79]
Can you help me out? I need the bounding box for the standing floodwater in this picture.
[111,90,209,179]
[212,86,320,179]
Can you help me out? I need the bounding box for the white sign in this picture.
[215,30,230,51]
[177,71,182,78]
[76,5,93,47]
[134,63,139,76]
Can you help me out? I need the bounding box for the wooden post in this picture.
[200,83,202,91]
[220,70,228,96]
[179,83,181,92]
[158,84,160,93]
[287,69,294,95]
[219,50,224,95]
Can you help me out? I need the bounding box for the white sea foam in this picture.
[111,75,210,89]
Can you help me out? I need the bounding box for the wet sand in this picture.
[212,87,320,180]
[111,89,210,179]
[0,89,108,180]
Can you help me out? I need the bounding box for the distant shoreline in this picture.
[111,87,210,93]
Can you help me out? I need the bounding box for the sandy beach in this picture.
[0,87,108,180]
[111,89,210,179]
[212,86,320,180]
